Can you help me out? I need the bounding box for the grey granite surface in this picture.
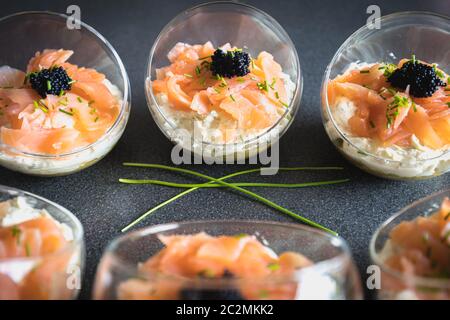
[0,0,448,299]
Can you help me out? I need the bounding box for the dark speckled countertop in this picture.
[0,0,449,299]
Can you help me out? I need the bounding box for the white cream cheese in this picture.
[0,196,73,241]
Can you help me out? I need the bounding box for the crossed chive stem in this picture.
[120,163,347,236]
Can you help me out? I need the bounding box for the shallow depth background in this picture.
[0,0,449,299]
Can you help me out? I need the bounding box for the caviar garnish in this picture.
[27,66,73,98]
[387,60,447,98]
[210,48,250,78]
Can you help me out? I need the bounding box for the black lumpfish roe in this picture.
[28,66,73,98]
[210,49,251,78]
[387,61,446,98]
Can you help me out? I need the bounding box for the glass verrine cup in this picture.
[370,189,450,300]
[321,12,450,180]
[0,185,84,300]
[94,220,362,300]
[0,11,131,176]
[146,2,302,162]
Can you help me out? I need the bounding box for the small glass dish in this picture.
[321,12,450,180]
[93,220,362,300]
[0,11,131,176]
[145,2,302,162]
[0,185,84,300]
[370,189,450,300]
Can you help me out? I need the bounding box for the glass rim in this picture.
[370,189,450,289]
[322,11,450,164]
[102,220,353,284]
[0,184,84,263]
[145,1,303,148]
[0,10,131,159]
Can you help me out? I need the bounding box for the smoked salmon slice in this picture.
[117,233,312,300]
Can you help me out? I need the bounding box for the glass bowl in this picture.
[0,185,84,300]
[321,12,450,180]
[370,189,450,300]
[145,2,302,162]
[0,11,131,176]
[93,220,362,300]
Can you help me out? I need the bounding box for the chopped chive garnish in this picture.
[257,81,269,92]
[94,116,99,122]
[77,97,83,103]
[25,243,31,257]
[234,233,248,239]
[58,89,65,97]
[387,87,397,95]
[11,226,21,244]
[68,80,76,85]
[433,65,445,79]
[184,73,193,78]
[411,54,416,64]
[59,108,74,116]
[444,212,450,220]
[195,66,201,76]
[198,55,212,60]
[412,102,417,112]
[369,120,376,128]
[59,99,68,106]
[37,100,49,113]
[230,94,235,102]
[275,91,280,99]
[46,80,52,91]
[386,94,410,128]
[199,77,206,87]
[267,263,280,271]
[200,61,210,68]
[213,87,221,94]
[269,78,276,89]
[447,102,450,108]
[382,63,398,78]
[88,100,95,106]
[236,77,245,83]
[360,70,370,74]
[280,101,289,108]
